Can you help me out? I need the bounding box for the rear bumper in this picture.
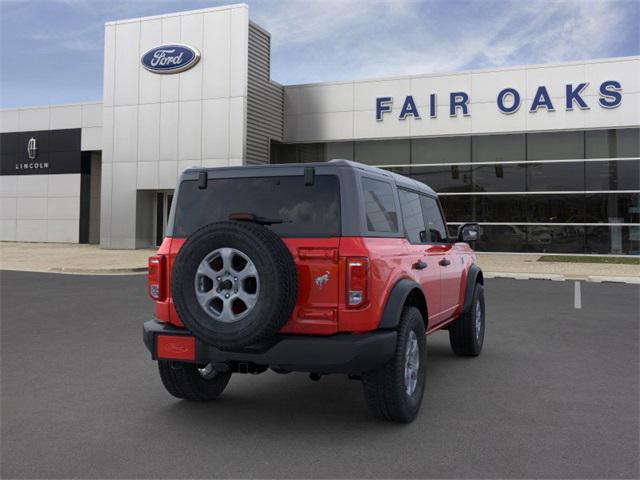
[143,319,397,374]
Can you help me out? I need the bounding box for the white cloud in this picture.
[253,0,634,84]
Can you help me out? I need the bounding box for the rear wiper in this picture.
[229,212,290,226]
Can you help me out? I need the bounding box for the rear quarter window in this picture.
[362,177,398,233]
[172,175,341,237]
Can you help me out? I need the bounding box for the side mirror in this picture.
[457,223,480,242]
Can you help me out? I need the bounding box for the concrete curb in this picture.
[485,271,640,284]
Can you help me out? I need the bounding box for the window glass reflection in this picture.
[473,134,525,162]
[411,166,472,193]
[585,128,640,158]
[477,195,527,222]
[472,164,526,192]
[585,160,640,191]
[439,196,474,223]
[526,194,584,222]
[586,226,640,255]
[527,131,584,160]
[585,193,640,224]
[355,140,410,166]
[412,137,470,164]
[527,162,585,191]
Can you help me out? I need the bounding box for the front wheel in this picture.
[158,361,231,401]
[362,306,426,423]
[449,283,485,356]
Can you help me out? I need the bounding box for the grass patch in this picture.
[538,255,640,265]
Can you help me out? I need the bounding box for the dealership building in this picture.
[1,3,638,254]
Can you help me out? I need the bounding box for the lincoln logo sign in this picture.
[141,44,201,74]
[376,80,622,120]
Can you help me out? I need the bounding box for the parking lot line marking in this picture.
[574,281,582,309]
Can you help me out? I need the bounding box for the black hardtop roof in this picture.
[183,159,437,196]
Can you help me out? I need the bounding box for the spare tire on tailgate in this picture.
[172,221,298,350]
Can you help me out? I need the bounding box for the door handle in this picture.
[439,258,451,267]
[413,260,427,270]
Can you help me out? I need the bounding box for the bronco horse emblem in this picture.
[315,271,330,289]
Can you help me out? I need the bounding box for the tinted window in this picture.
[526,194,585,223]
[399,189,426,243]
[477,195,527,222]
[411,165,473,193]
[472,163,526,192]
[473,133,525,162]
[440,195,474,222]
[527,162,585,191]
[355,139,410,166]
[585,159,640,191]
[412,136,471,164]
[585,128,640,158]
[362,177,398,232]
[173,175,340,237]
[527,131,584,160]
[420,196,448,243]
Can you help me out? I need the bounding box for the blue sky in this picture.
[1,0,638,108]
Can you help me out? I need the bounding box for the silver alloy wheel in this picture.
[475,299,482,340]
[194,247,260,323]
[404,330,420,396]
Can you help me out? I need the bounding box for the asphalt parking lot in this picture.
[1,271,638,479]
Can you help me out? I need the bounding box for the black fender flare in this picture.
[378,279,428,330]
[462,264,484,314]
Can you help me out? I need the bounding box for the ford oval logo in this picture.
[141,44,201,74]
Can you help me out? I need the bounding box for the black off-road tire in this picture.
[158,361,231,401]
[449,283,485,356]
[172,221,298,350]
[362,307,427,423]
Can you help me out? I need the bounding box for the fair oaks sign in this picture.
[376,80,623,121]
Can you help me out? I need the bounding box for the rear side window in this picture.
[398,189,425,243]
[172,175,340,237]
[362,177,398,233]
[420,196,448,243]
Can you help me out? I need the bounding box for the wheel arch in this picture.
[462,264,483,314]
[378,279,429,330]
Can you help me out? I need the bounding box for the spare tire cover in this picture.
[172,221,298,350]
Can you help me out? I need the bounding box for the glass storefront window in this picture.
[527,131,584,160]
[585,128,640,158]
[527,161,585,191]
[476,195,527,222]
[472,163,526,192]
[325,142,354,161]
[411,165,472,193]
[586,226,640,255]
[472,133,525,162]
[526,194,585,222]
[585,159,640,191]
[411,136,470,164]
[475,225,528,252]
[439,196,474,223]
[355,139,409,166]
[526,226,586,254]
[585,192,640,224]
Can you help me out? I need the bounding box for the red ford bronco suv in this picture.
[144,160,484,422]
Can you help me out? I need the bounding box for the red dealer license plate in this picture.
[157,335,196,361]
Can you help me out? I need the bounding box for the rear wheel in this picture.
[449,283,485,356]
[362,306,426,423]
[158,361,231,401]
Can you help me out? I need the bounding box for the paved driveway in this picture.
[1,271,638,478]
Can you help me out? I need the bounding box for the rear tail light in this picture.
[346,257,369,308]
[148,255,166,300]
